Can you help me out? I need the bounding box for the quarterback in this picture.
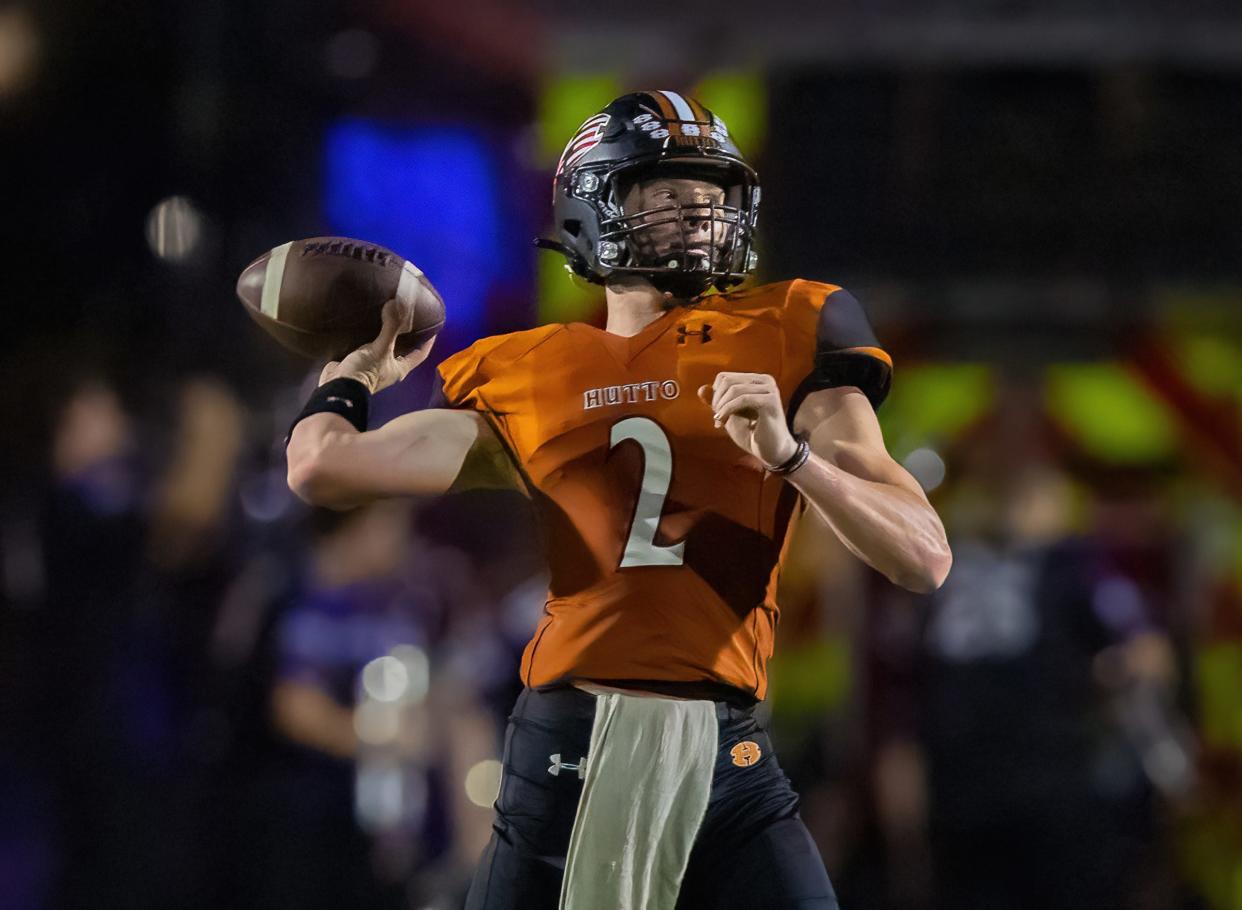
[287,92,951,909]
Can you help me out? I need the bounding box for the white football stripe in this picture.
[261,241,293,319]
[660,90,697,123]
[395,259,424,306]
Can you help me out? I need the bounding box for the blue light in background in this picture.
[324,120,507,337]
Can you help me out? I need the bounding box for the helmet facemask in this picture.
[580,161,757,298]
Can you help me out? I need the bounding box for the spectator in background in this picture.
[24,375,252,910]
[264,493,527,910]
[9,378,145,910]
[272,502,421,761]
[413,490,548,899]
[867,388,1188,910]
[263,500,424,910]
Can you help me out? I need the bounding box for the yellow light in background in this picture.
[1196,643,1242,751]
[1235,520,1242,590]
[1152,286,1242,401]
[1174,333,1242,399]
[537,74,623,166]
[537,255,603,326]
[692,72,767,158]
[767,638,852,721]
[1044,363,1179,464]
[464,759,503,808]
[535,74,621,325]
[878,363,995,457]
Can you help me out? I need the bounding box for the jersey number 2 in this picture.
[611,417,685,568]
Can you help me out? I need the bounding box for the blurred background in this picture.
[2,1,1242,908]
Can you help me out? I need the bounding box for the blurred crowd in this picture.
[0,374,543,909]
[1,361,1238,910]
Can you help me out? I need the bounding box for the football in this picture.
[236,237,445,361]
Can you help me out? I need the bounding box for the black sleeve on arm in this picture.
[787,288,892,427]
[285,377,370,445]
[812,289,892,409]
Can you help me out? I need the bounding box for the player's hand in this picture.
[318,298,436,393]
[698,372,799,469]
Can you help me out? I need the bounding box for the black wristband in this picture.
[286,377,371,444]
[767,436,811,476]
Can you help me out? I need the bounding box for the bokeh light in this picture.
[354,701,400,746]
[361,655,409,703]
[0,7,40,99]
[903,446,947,492]
[145,196,204,262]
[464,759,503,808]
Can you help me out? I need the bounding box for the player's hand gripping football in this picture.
[318,298,436,393]
[698,372,800,470]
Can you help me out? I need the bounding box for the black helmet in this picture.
[538,91,760,298]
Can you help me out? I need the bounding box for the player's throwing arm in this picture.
[286,298,511,510]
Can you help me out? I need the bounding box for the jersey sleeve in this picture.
[782,280,892,414]
[432,336,503,411]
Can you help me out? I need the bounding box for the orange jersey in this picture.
[435,279,891,700]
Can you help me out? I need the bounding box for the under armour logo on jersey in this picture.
[548,753,587,779]
[677,323,712,344]
[730,740,762,768]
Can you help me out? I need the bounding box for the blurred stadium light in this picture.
[361,655,410,703]
[0,7,39,100]
[324,120,516,340]
[877,363,994,459]
[1045,363,1180,464]
[903,447,948,492]
[536,74,622,165]
[145,195,205,263]
[464,759,503,808]
[534,74,620,325]
[693,72,766,158]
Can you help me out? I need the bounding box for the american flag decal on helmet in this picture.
[556,113,611,178]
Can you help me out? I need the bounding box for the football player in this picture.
[286,91,951,909]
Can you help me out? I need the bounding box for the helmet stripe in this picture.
[642,91,679,122]
[659,90,698,123]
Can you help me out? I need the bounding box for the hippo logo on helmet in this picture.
[556,113,611,179]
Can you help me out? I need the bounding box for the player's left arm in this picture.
[701,376,951,593]
[792,385,950,592]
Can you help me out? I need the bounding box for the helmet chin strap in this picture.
[646,248,716,299]
[619,234,720,298]
[647,269,715,300]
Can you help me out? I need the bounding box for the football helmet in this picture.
[538,91,760,298]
